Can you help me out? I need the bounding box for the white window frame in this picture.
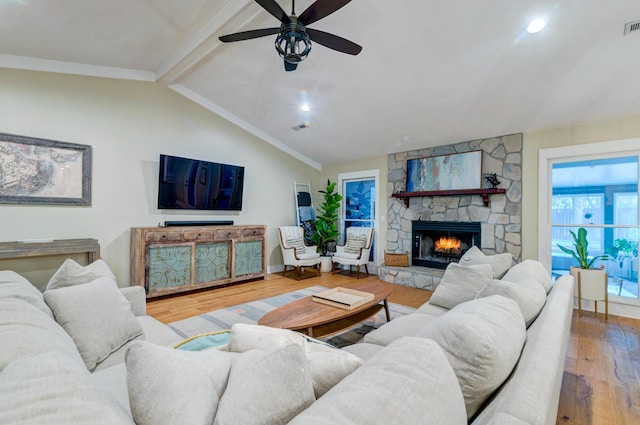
[338,169,380,269]
[538,138,640,310]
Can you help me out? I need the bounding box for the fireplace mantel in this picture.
[392,188,506,207]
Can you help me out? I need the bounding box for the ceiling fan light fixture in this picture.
[275,21,311,64]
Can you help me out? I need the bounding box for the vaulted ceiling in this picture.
[2,0,640,169]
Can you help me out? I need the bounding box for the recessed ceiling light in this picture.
[527,18,546,34]
[300,103,310,112]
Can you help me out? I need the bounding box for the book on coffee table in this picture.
[312,287,375,310]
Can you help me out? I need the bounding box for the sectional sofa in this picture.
[0,255,574,425]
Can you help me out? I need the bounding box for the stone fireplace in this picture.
[379,133,523,290]
[412,221,481,269]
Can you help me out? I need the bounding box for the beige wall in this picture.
[522,114,640,260]
[0,69,319,285]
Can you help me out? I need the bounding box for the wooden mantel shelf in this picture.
[392,188,506,207]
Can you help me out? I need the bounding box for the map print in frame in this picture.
[0,132,92,205]
[406,150,482,192]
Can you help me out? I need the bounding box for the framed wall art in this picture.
[406,150,482,192]
[0,132,92,205]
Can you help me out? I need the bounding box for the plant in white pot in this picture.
[312,179,342,272]
[557,227,609,318]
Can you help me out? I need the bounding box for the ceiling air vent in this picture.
[624,20,640,35]
[291,123,310,131]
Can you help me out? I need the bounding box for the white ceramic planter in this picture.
[569,266,608,319]
[319,256,333,273]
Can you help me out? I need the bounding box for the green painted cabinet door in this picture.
[235,240,263,276]
[195,242,230,283]
[147,245,191,291]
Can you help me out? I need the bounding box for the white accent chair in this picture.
[332,227,374,279]
[278,226,321,280]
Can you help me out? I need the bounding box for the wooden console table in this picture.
[130,225,266,298]
[0,238,100,261]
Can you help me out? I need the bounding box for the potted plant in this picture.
[312,179,342,271]
[557,227,609,317]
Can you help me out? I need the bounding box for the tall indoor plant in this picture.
[312,179,342,258]
[556,227,608,270]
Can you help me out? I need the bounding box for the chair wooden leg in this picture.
[356,265,361,279]
[296,266,302,280]
[282,265,290,277]
[316,263,321,277]
[364,264,369,276]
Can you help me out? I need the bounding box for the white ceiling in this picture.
[2,0,640,169]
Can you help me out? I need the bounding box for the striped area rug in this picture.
[168,285,415,347]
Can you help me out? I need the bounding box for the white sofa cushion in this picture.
[363,312,437,346]
[418,295,526,419]
[0,270,53,318]
[502,259,554,293]
[229,323,362,398]
[289,337,467,425]
[126,340,238,425]
[0,298,83,369]
[428,263,493,310]
[44,276,143,371]
[215,344,316,425]
[460,246,514,279]
[46,258,116,290]
[0,352,133,425]
[477,278,547,327]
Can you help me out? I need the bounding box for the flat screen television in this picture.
[157,154,244,211]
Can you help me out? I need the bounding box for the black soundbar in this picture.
[163,220,234,227]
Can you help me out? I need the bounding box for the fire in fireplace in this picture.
[412,221,481,269]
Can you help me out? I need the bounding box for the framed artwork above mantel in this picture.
[406,150,483,192]
[0,132,92,206]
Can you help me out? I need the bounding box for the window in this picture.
[549,154,639,300]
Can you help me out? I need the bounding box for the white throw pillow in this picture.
[229,323,363,398]
[476,278,547,327]
[502,259,553,294]
[363,313,437,346]
[289,337,467,425]
[214,344,316,425]
[0,270,54,318]
[344,233,368,254]
[417,295,526,419]
[287,236,306,254]
[46,258,116,290]
[44,277,143,371]
[126,340,238,425]
[0,298,84,369]
[460,246,514,279]
[0,352,133,425]
[428,263,494,310]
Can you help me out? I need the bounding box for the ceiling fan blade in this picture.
[219,27,280,43]
[255,0,290,23]
[298,0,351,26]
[307,28,362,55]
[284,61,298,71]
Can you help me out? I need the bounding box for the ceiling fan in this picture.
[219,0,362,71]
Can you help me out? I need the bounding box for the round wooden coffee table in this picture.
[258,281,393,338]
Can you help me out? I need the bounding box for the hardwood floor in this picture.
[146,272,640,425]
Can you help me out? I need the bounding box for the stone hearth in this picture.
[383,134,523,288]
